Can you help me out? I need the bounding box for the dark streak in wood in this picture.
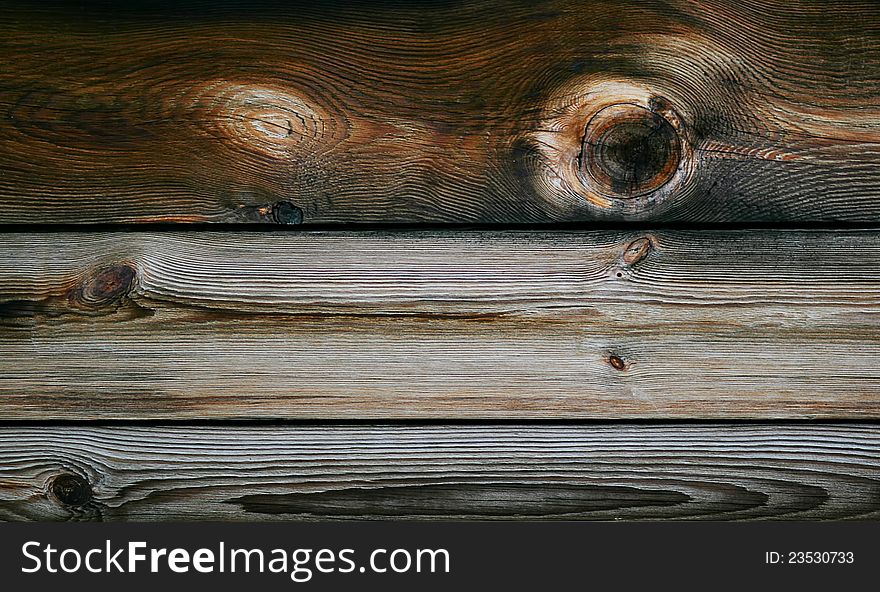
[233,484,690,517]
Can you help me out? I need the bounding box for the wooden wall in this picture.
[0,0,878,520]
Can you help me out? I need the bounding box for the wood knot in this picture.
[49,473,92,507]
[528,81,695,217]
[608,354,627,371]
[623,237,654,266]
[581,103,681,198]
[254,201,304,224]
[271,201,303,225]
[74,263,136,307]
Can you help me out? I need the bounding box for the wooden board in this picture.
[1,424,876,521]
[2,230,879,419]
[1,1,877,527]
[1,0,878,224]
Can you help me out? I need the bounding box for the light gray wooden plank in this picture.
[1,230,879,419]
[0,425,877,521]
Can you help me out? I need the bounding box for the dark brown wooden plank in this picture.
[1,230,879,419]
[1,0,878,224]
[1,424,877,521]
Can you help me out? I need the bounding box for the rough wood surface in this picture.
[1,0,878,224]
[1,230,879,419]
[0,425,877,521]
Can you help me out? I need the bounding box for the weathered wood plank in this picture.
[1,0,878,223]
[0,425,877,521]
[1,230,879,419]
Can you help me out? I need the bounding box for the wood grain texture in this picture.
[0,425,877,521]
[1,0,878,224]
[1,230,879,419]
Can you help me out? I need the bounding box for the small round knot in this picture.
[581,103,681,198]
[608,354,627,371]
[49,473,93,507]
[623,237,654,266]
[271,201,304,225]
[76,263,136,307]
